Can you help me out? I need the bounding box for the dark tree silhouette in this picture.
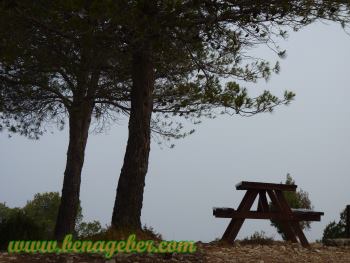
[0,1,128,239]
[111,0,350,231]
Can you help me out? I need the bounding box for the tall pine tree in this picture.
[110,0,350,231]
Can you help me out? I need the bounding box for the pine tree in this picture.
[110,0,350,230]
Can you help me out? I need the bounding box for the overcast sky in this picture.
[0,21,349,242]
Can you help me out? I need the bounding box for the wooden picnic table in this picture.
[213,181,324,247]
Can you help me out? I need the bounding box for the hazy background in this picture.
[1,22,349,242]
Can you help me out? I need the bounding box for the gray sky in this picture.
[0,22,349,242]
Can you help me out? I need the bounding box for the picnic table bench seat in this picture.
[290,208,324,221]
[213,207,324,221]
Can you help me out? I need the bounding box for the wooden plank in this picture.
[213,210,322,221]
[257,196,263,212]
[258,190,269,212]
[236,190,253,210]
[220,190,253,240]
[213,207,235,216]
[236,181,297,192]
[291,221,309,247]
[275,190,310,247]
[291,209,324,219]
[291,208,324,214]
[267,190,298,243]
[222,190,258,243]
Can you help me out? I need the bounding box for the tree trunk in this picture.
[54,102,94,240]
[111,49,154,230]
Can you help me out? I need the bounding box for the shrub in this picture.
[0,209,42,250]
[23,192,85,238]
[270,174,313,240]
[322,208,347,241]
[22,192,62,239]
[89,224,162,242]
[76,220,105,238]
[0,192,100,246]
[241,231,274,245]
[0,202,11,223]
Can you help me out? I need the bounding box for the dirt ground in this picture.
[202,242,350,263]
[0,242,349,263]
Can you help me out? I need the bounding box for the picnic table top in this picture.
[235,181,297,192]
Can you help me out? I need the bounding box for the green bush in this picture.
[322,208,347,241]
[76,220,104,238]
[241,231,274,245]
[270,174,313,240]
[22,192,62,239]
[0,202,11,221]
[0,192,102,249]
[0,209,42,250]
[89,224,163,242]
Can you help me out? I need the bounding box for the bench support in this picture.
[222,190,258,243]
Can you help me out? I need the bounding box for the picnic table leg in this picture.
[266,190,298,243]
[291,222,309,247]
[275,190,310,247]
[257,190,269,212]
[222,190,258,243]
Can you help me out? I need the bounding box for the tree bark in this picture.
[111,49,154,230]
[54,101,94,240]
